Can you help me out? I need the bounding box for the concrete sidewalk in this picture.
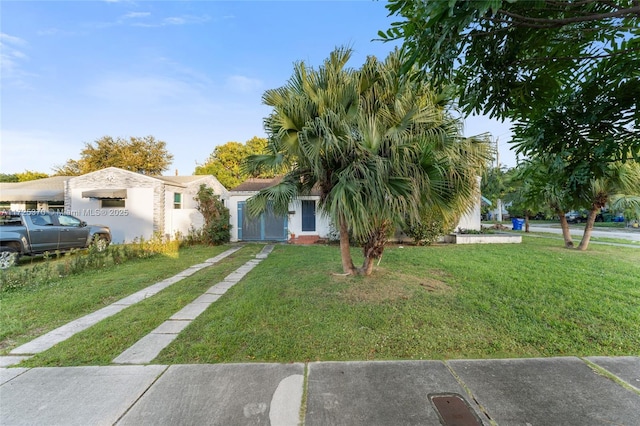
[1,357,639,425]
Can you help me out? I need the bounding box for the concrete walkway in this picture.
[112,245,273,364]
[2,246,244,367]
[1,357,638,425]
[1,244,639,425]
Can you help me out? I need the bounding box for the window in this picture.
[47,201,65,212]
[0,213,22,226]
[30,213,53,226]
[174,193,182,209]
[101,199,125,208]
[24,201,37,211]
[57,214,82,227]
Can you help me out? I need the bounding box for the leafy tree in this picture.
[515,158,576,247]
[54,136,173,176]
[381,0,639,120]
[577,160,640,250]
[0,174,19,182]
[194,137,278,189]
[246,47,489,275]
[381,0,640,201]
[0,171,49,182]
[53,159,82,176]
[481,166,519,221]
[15,171,49,181]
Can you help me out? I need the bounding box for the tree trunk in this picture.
[557,210,574,248]
[360,255,376,276]
[497,199,503,222]
[577,208,599,251]
[338,214,356,275]
[358,221,389,276]
[525,212,530,233]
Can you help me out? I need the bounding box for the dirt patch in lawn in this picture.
[335,267,453,303]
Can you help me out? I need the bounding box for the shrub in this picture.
[403,208,456,246]
[194,184,231,245]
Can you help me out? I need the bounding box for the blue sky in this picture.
[1,0,516,176]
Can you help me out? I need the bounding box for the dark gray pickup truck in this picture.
[0,211,111,269]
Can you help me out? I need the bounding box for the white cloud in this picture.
[0,33,28,47]
[122,12,151,19]
[226,75,263,94]
[0,33,34,87]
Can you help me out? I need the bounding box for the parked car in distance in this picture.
[565,210,588,223]
[0,211,111,269]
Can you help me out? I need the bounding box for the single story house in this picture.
[0,167,228,244]
[1,169,482,245]
[228,178,331,244]
[227,176,482,243]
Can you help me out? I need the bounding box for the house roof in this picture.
[230,177,322,196]
[0,176,69,202]
[0,168,226,203]
[156,175,211,186]
[230,177,283,192]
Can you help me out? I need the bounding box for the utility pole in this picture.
[496,137,503,222]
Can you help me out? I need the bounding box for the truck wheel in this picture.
[92,235,110,252]
[0,247,19,269]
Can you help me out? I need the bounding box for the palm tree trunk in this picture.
[577,208,599,251]
[360,256,376,276]
[357,221,389,276]
[557,210,574,248]
[338,214,356,275]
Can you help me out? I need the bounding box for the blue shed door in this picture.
[238,202,288,241]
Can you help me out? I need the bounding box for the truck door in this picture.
[56,214,89,248]
[26,213,60,252]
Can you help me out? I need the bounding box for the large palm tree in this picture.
[246,48,490,275]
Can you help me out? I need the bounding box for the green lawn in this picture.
[0,244,236,353]
[3,238,639,366]
[157,239,639,363]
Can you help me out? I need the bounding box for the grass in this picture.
[157,238,640,363]
[3,238,639,366]
[19,244,262,367]
[0,244,234,353]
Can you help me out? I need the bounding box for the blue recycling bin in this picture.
[511,218,525,231]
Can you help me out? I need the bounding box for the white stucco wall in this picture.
[455,176,482,232]
[228,194,252,242]
[163,177,229,239]
[287,198,331,239]
[68,168,159,243]
[68,187,155,244]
